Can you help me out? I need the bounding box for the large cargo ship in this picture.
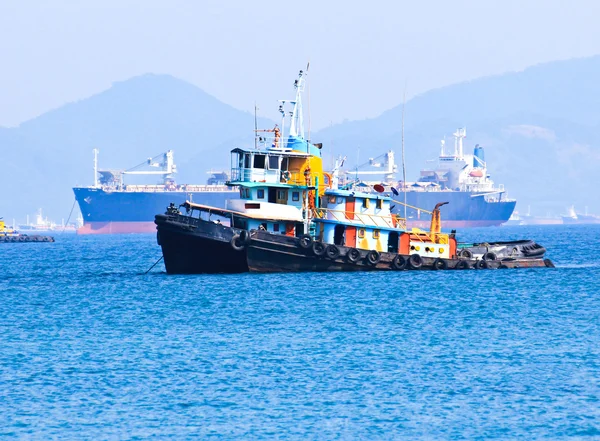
[73,150,236,234]
[351,128,516,228]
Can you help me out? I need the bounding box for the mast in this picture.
[288,69,306,139]
[254,102,258,149]
[401,88,407,222]
[93,148,99,187]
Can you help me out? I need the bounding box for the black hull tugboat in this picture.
[155,203,249,274]
[155,68,330,274]
[245,201,554,273]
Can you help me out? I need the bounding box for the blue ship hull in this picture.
[397,191,516,228]
[73,186,515,234]
[73,187,235,234]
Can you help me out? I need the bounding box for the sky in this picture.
[1,0,600,130]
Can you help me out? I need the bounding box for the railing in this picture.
[230,168,312,186]
[112,184,234,193]
[313,207,406,230]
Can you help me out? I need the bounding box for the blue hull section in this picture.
[397,191,516,228]
[73,187,236,234]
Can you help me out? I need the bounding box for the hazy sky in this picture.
[2,0,600,129]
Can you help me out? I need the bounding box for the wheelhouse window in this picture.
[292,191,300,201]
[257,189,265,199]
[244,154,251,169]
[254,154,266,169]
[268,155,280,170]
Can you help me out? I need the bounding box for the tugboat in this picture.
[155,69,553,274]
[155,68,329,274]
[0,218,55,243]
[246,196,554,272]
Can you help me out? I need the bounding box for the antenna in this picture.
[306,61,311,141]
[254,102,258,149]
[93,148,99,187]
[401,83,407,222]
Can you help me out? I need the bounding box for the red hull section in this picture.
[77,222,157,235]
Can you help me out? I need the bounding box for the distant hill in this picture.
[2,56,600,223]
[0,74,273,221]
[314,56,600,216]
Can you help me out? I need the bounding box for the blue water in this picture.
[1,225,599,439]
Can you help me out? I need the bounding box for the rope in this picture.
[144,256,164,274]
[61,199,77,234]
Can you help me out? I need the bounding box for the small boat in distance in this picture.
[0,218,55,243]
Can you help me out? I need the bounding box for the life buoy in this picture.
[346,248,361,263]
[366,250,381,265]
[323,172,333,188]
[483,252,497,261]
[230,234,246,251]
[392,255,407,270]
[432,258,448,270]
[455,259,471,270]
[325,244,340,259]
[408,253,423,269]
[298,234,312,249]
[312,241,327,256]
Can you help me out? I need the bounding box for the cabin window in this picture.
[358,228,366,239]
[273,223,280,232]
[373,229,381,239]
[254,154,266,169]
[363,198,370,208]
[376,199,383,209]
[268,155,280,170]
[244,154,251,169]
[277,190,287,203]
[292,191,300,201]
[328,196,336,204]
[239,188,244,198]
[281,157,289,171]
[260,222,268,231]
[238,154,244,169]
[245,188,250,198]
[257,189,265,199]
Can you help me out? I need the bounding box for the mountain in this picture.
[0,74,273,222]
[2,56,599,224]
[314,56,600,216]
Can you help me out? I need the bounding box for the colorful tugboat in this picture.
[0,218,55,243]
[246,199,554,272]
[155,69,553,274]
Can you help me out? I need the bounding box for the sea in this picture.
[1,225,599,439]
